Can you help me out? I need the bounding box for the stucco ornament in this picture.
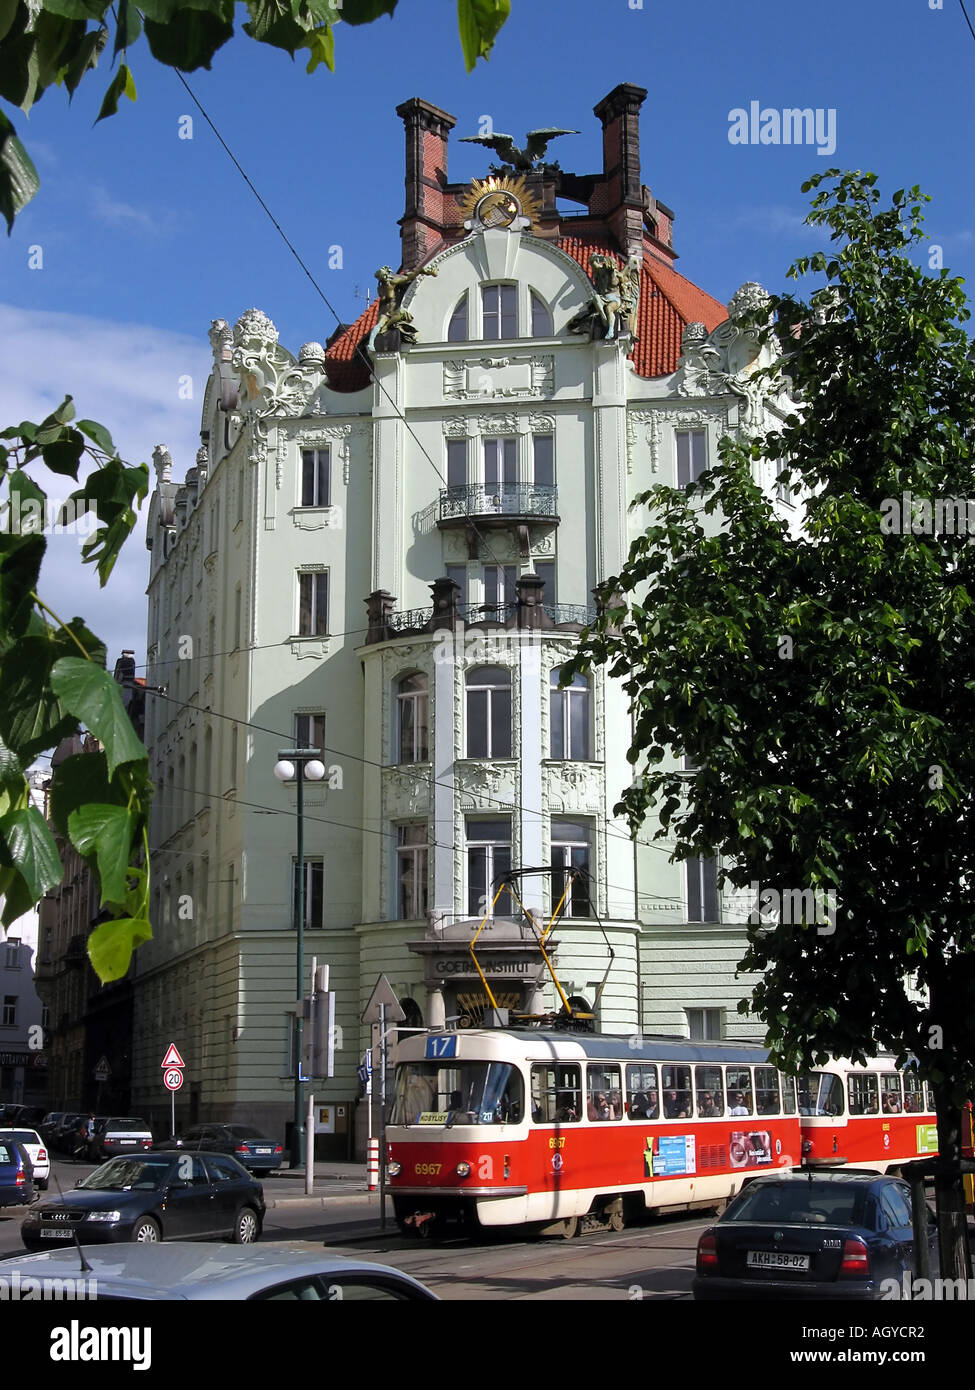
[671,281,787,432]
[369,263,438,350]
[208,318,232,363]
[567,253,640,342]
[231,309,324,419]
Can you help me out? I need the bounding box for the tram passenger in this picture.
[698,1092,717,1118]
[630,1092,650,1118]
[609,1090,623,1119]
[663,1089,690,1119]
[729,1092,750,1116]
[555,1092,578,1123]
[588,1093,611,1121]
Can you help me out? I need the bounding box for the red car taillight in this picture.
[235,1145,249,1154]
[274,1145,283,1155]
[697,1232,718,1270]
[15,1171,24,1185]
[840,1237,870,1273]
[37,1149,47,1161]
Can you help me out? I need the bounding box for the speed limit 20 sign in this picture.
[164,1068,183,1091]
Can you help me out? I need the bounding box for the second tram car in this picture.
[387,1032,939,1236]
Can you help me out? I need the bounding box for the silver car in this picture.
[0,1242,438,1300]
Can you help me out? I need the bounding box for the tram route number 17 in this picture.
[425,1036,458,1060]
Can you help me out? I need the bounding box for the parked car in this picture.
[4,1105,47,1128]
[20,1151,264,1249]
[55,1113,86,1155]
[39,1113,67,1146]
[693,1171,937,1300]
[87,1117,153,1162]
[0,1241,438,1300]
[155,1124,284,1175]
[0,1128,50,1189]
[0,1138,34,1208]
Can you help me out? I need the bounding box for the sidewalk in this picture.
[260,1159,376,1210]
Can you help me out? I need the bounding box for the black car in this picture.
[20,1151,265,1250]
[0,1138,34,1208]
[157,1124,284,1175]
[693,1171,937,1300]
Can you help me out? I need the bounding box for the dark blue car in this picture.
[0,1138,34,1208]
[693,1171,937,1300]
[20,1151,264,1249]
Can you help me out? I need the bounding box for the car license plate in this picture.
[41,1229,69,1239]
[119,1139,136,1145]
[747,1250,810,1270]
[255,1147,271,1154]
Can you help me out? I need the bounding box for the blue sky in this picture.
[1,0,973,673]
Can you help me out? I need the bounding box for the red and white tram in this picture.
[387,1032,940,1236]
[798,1057,938,1171]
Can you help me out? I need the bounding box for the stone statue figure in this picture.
[567,253,640,342]
[369,263,438,349]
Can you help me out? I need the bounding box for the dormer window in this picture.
[482,284,517,340]
[447,294,469,342]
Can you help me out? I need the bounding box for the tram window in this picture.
[625,1064,658,1119]
[726,1069,753,1115]
[924,1082,935,1113]
[755,1067,780,1115]
[903,1072,924,1114]
[586,1065,622,1121]
[694,1065,724,1117]
[531,1064,581,1123]
[392,1061,524,1125]
[881,1073,902,1114]
[798,1070,844,1117]
[848,1072,879,1116]
[779,1073,797,1115]
[660,1065,692,1119]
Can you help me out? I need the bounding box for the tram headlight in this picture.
[387,1161,402,1177]
[455,1161,471,1178]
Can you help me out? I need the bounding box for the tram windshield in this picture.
[393,1061,524,1126]
[798,1071,845,1117]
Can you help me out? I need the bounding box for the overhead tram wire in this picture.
[960,0,975,44]
[169,70,526,585]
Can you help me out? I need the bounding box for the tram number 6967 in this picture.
[549,1137,565,1150]
[414,1163,442,1175]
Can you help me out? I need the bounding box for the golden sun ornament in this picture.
[459,175,541,231]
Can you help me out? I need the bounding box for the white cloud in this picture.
[0,302,209,670]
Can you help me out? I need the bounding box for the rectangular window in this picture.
[298,572,329,636]
[755,1066,781,1115]
[295,713,326,752]
[550,819,591,917]
[848,1072,880,1116]
[535,561,555,604]
[661,1064,693,1118]
[586,1064,622,1121]
[625,1064,659,1119]
[301,449,330,507]
[686,1007,723,1041]
[446,439,467,489]
[687,856,719,922]
[292,859,325,930]
[233,587,242,650]
[531,1062,581,1123]
[397,676,429,764]
[482,438,518,497]
[467,819,512,918]
[397,825,429,920]
[694,1064,725,1117]
[726,1068,754,1115]
[532,435,554,488]
[2,996,16,1027]
[446,564,468,608]
[483,565,517,610]
[482,284,517,340]
[676,429,707,489]
[4,940,20,969]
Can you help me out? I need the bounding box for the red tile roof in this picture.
[322,235,728,392]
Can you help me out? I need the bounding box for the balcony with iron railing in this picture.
[366,577,605,645]
[437,483,559,529]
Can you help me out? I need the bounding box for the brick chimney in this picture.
[593,83,648,255]
[396,98,457,270]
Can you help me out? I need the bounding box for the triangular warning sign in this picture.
[361,973,405,1025]
[161,1043,185,1068]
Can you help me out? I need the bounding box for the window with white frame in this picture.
[550,668,590,760]
[295,712,326,752]
[396,674,429,763]
[686,1007,723,1040]
[482,284,517,340]
[482,565,517,611]
[396,825,428,920]
[532,434,554,488]
[530,291,553,336]
[466,665,511,759]
[467,819,512,917]
[4,940,20,969]
[676,429,708,489]
[298,571,329,636]
[447,294,468,342]
[687,855,719,922]
[536,561,556,604]
[483,437,517,506]
[550,819,592,917]
[292,858,325,930]
[446,438,467,489]
[446,564,468,607]
[2,996,16,1027]
[301,449,330,507]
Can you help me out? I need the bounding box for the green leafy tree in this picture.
[568,170,975,1278]
[0,0,511,229]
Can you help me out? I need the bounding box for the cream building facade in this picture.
[134,85,791,1144]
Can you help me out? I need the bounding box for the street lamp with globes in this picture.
[273,747,326,1168]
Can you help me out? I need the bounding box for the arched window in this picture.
[530,291,553,336]
[550,668,590,759]
[397,674,429,763]
[447,294,468,342]
[466,666,511,758]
